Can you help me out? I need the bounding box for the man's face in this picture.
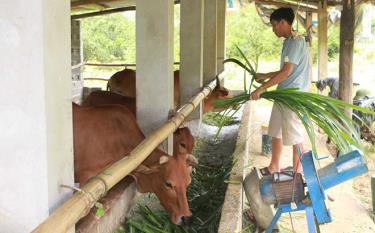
[271,20,282,37]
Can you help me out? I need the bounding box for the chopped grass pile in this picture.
[202,112,238,127]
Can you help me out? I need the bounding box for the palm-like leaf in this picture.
[215,88,375,155]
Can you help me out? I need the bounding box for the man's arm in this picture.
[255,71,279,83]
[250,63,294,100]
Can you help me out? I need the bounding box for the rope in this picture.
[289,212,296,232]
[60,184,98,216]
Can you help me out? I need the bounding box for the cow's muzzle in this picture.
[181,215,193,226]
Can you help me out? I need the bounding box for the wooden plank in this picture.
[339,0,355,116]
[256,0,318,13]
[318,0,328,81]
[256,0,340,7]
[306,11,314,85]
[71,6,135,19]
[71,0,123,8]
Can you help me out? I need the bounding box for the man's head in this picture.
[270,7,294,38]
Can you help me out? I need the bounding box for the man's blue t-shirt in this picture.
[277,35,310,91]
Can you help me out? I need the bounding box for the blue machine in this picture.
[260,149,368,233]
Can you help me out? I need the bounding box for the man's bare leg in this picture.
[293,143,304,173]
[268,137,283,173]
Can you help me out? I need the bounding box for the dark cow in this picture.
[82,91,136,115]
[315,77,339,98]
[73,103,196,224]
[106,68,232,113]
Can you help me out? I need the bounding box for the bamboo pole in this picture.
[32,74,222,233]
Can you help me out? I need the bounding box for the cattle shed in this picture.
[0,0,225,232]
[0,0,369,232]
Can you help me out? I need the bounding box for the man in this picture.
[250,7,310,175]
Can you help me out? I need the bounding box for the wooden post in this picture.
[338,0,355,117]
[318,0,328,81]
[306,11,314,85]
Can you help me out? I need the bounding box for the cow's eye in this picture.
[165,181,173,188]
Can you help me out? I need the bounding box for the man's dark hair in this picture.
[270,8,295,25]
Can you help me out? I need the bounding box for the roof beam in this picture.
[71,0,124,8]
[71,5,135,19]
[255,0,318,12]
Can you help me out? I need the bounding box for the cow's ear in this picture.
[133,164,159,175]
[159,155,169,165]
[187,154,198,166]
[219,88,229,97]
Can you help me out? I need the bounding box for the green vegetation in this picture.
[82,13,136,63]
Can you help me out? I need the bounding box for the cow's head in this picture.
[173,127,195,155]
[316,79,328,92]
[131,152,198,225]
[203,76,233,113]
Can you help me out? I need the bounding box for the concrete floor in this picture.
[246,101,375,233]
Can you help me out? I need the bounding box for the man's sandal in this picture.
[259,167,272,176]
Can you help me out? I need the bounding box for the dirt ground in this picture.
[246,101,375,233]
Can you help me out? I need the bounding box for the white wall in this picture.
[0,0,73,232]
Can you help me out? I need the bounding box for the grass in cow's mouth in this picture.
[121,138,235,233]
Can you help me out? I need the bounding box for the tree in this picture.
[82,13,136,63]
[226,4,281,69]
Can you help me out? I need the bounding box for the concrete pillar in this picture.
[71,20,84,104]
[203,0,218,84]
[318,0,328,80]
[0,1,73,232]
[216,0,226,75]
[180,0,204,120]
[136,0,174,152]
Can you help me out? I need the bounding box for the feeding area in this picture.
[2,1,375,233]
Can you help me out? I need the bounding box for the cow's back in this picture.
[82,91,136,116]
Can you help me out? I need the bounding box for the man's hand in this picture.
[250,87,265,100]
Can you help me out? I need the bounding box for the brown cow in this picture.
[107,69,231,113]
[73,103,196,224]
[81,91,195,154]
